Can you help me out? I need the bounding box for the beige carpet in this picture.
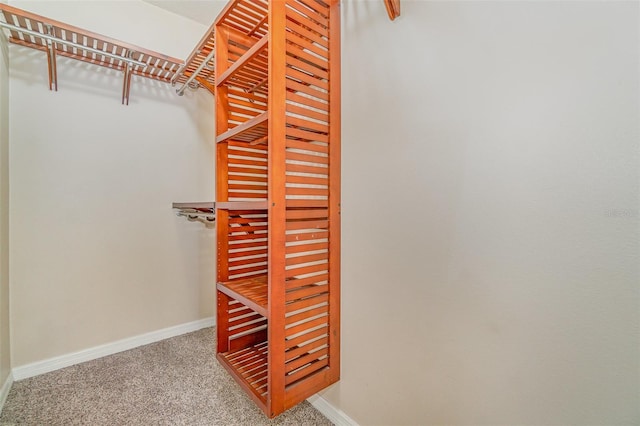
[0,328,332,425]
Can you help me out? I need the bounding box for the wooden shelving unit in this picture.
[3,0,342,418]
[214,0,340,417]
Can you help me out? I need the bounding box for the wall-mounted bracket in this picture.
[172,202,215,228]
[122,51,133,105]
[44,24,57,91]
[384,0,401,20]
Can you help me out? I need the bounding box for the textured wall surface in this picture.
[323,1,640,424]
[0,0,11,388]
[9,0,220,367]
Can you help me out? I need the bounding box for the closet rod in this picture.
[0,21,147,68]
[175,49,214,96]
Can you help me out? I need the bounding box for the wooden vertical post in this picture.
[216,290,230,353]
[267,0,287,417]
[215,23,231,353]
[45,25,57,91]
[327,0,342,384]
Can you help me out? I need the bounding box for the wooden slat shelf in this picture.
[173,18,215,94]
[217,35,268,90]
[216,112,268,144]
[172,202,215,211]
[218,275,268,317]
[2,0,384,105]
[217,0,269,39]
[0,4,183,104]
[217,341,269,407]
[172,0,271,94]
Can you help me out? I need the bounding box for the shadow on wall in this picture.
[0,30,8,65]
[8,44,203,101]
[343,0,388,32]
[183,81,216,144]
[8,42,215,141]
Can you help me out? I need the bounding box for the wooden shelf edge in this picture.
[216,112,268,144]
[172,202,215,210]
[217,275,268,318]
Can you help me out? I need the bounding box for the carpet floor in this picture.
[0,328,332,425]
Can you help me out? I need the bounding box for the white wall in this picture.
[9,0,218,367]
[324,0,639,424]
[0,0,11,386]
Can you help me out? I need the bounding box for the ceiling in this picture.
[142,0,226,26]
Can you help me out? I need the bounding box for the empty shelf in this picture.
[218,275,268,317]
[173,21,215,94]
[217,341,269,407]
[216,112,268,145]
[217,36,268,91]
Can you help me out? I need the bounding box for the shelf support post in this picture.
[122,51,133,105]
[45,25,57,91]
[267,0,288,416]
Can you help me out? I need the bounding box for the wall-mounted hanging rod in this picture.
[172,20,216,96]
[170,65,186,86]
[172,202,215,228]
[0,21,147,68]
[175,210,216,227]
[175,49,215,96]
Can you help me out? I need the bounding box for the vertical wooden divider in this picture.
[215,24,230,354]
[327,0,342,383]
[267,0,287,417]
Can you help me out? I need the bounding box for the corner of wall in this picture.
[0,371,12,414]
[0,0,12,397]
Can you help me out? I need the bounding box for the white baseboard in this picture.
[308,394,358,426]
[12,317,216,381]
[0,371,13,414]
